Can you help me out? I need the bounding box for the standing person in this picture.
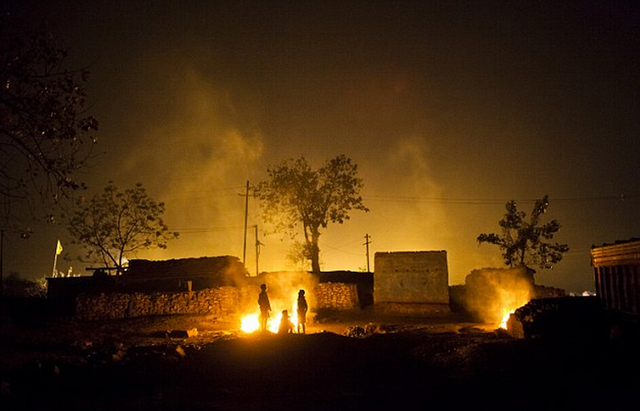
[258,284,271,332]
[296,289,308,334]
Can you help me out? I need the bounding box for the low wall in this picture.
[75,286,241,321]
[75,282,360,321]
[314,282,359,310]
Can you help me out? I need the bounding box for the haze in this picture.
[3,0,639,293]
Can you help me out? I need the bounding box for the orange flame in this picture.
[240,290,300,334]
[499,310,513,330]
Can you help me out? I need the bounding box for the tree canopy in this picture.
[67,183,178,274]
[477,195,569,271]
[255,155,368,273]
[0,30,99,227]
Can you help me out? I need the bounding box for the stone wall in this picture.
[75,286,241,321]
[313,282,359,310]
[74,281,360,321]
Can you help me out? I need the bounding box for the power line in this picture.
[173,226,245,233]
[322,243,363,256]
[323,235,372,260]
[363,193,637,205]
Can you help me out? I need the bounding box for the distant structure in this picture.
[591,238,640,317]
[46,256,248,316]
[46,255,372,321]
[126,256,248,291]
[374,251,450,314]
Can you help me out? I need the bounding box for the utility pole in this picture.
[0,229,3,300]
[364,233,371,273]
[254,225,262,277]
[240,180,250,266]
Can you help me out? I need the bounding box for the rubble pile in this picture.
[511,296,607,341]
[343,323,381,338]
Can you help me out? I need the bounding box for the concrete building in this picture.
[374,251,450,314]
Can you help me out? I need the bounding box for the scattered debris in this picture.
[168,328,199,338]
[343,323,382,338]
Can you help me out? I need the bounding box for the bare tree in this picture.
[0,30,99,227]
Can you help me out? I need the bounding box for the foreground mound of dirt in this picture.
[2,314,639,410]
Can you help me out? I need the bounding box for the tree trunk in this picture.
[310,229,321,274]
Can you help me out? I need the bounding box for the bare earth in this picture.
[1,311,638,410]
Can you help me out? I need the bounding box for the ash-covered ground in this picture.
[1,311,638,410]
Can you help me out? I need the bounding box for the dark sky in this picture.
[3,0,639,292]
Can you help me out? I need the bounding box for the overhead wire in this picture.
[323,237,367,256]
[173,226,245,234]
[362,193,636,205]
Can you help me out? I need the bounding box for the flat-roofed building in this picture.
[374,251,449,314]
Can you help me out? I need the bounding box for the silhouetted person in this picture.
[278,310,294,334]
[258,283,271,332]
[296,289,308,334]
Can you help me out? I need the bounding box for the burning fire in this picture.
[493,281,531,330]
[240,292,300,334]
[497,296,529,330]
[240,314,261,333]
[499,310,514,330]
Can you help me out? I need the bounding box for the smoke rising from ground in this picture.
[461,267,534,326]
[246,272,319,324]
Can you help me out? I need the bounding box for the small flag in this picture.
[56,240,63,255]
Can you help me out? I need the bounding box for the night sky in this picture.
[3,0,639,292]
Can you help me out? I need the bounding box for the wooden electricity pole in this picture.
[0,229,3,300]
[364,233,371,273]
[241,181,250,265]
[254,224,262,277]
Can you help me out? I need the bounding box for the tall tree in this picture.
[256,155,369,273]
[477,195,569,271]
[67,183,178,275]
[0,30,99,226]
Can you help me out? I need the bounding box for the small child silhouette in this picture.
[278,310,294,335]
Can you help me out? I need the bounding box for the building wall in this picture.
[126,256,248,290]
[374,251,449,304]
[591,238,640,315]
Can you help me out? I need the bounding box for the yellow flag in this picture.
[56,240,63,255]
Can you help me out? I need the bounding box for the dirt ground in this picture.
[1,311,639,410]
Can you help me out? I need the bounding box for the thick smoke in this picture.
[461,267,534,325]
[252,271,319,318]
[109,59,264,264]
